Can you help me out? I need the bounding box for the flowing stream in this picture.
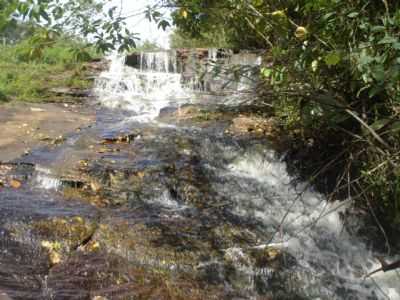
[0,50,399,299]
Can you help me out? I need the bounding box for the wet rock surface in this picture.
[0,103,304,299]
[0,103,94,162]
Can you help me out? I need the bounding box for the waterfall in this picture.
[94,53,190,122]
[33,166,61,190]
[94,49,262,122]
[138,51,177,73]
[219,149,400,299]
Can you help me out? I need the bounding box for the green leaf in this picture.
[347,12,359,18]
[358,51,374,66]
[370,118,391,131]
[158,20,170,31]
[388,121,400,133]
[40,9,50,21]
[324,52,341,66]
[261,67,272,78]
[378,36,398,45]
[369,85,383,98]
[372,65,385,82]
[371,26,386,32]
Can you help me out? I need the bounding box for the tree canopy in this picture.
[0,0,137,52]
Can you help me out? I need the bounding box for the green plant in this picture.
[0,34,96,102]
[1,0,137,53]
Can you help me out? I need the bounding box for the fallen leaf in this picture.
[10,179,22,189]
[49,251,62,266]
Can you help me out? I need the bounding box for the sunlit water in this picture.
[93,52,400,299]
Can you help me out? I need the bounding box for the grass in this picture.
[0,38,100,103]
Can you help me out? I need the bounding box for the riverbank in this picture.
[0,56,105,163]
[0,102,94,162]
[0,39,103,103]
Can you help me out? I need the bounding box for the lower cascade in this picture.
[0,51,399,299]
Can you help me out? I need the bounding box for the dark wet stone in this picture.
[47,249,228,300]
[0,231,49,300]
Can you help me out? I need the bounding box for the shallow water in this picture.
[0,50,399,299]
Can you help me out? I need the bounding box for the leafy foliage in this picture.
[0,36,97,102]
[0,0,137,53]
[170,28,230,48]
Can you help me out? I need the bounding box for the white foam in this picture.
[222,150,400,299]
[150,190,182,210]
[94,53,191,122]
[94,51,263,119]
[33,166,61,190]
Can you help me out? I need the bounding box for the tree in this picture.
[169,28,230,49]
[134,39,163,51]
[0,0,137,53]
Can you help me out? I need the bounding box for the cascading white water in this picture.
[208,48,218,61]
[218,149,400,299]
[94,53,190,122]
[33,166,61,190]
[94,50,262,120]
[140,51,177,73]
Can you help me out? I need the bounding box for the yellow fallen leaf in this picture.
[10,179,22,189]
[49,251,62,266]
[41,240,53,250]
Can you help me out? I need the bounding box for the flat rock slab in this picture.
[0,102,94,162]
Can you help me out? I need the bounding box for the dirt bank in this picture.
[0,102,94,162]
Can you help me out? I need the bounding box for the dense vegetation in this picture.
[0,26,99,102]
[169,28,230,48]
[166,0,400,240]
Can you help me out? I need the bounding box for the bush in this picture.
[0,32,98,102]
